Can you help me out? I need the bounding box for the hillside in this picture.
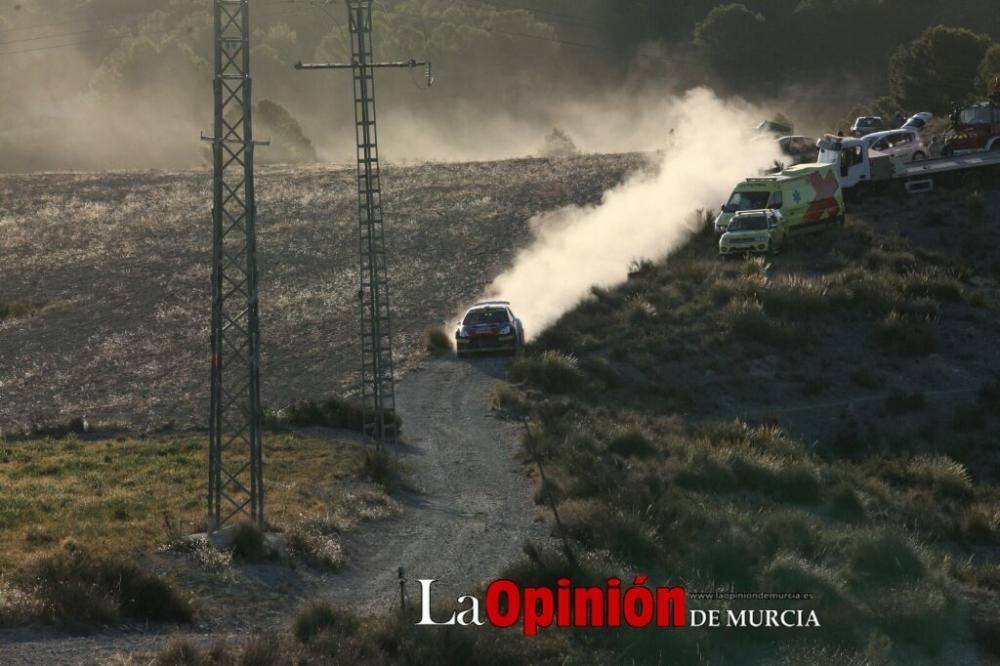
[493,184,1000,664]
[0,155,645,433]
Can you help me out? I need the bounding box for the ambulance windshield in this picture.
[725,191,770,212]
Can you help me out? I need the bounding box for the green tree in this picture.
[254,99,317,163]
[889,26,993,113]
[693,3,770,96]
[976,43,1000,96]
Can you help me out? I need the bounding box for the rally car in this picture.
[719,209,786,256]
[455,301,525,357]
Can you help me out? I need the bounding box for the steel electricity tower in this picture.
[295,0,431,450]
[204,0,267,530]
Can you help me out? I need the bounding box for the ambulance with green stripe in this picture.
[713,163,845,236]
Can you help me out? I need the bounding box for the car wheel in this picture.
[912,151,926,161]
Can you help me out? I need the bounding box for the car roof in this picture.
[466,301,511,313]
[862,128,916,143]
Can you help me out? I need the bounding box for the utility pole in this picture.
[295,0,431,451]
[204,0,267,530]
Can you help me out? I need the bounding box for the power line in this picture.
[0,16,151,48]
[0,33,158,57]
[0,7,161,34]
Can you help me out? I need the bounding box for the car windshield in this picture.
[464,308,510,326]
[729,215,768,231]
[958,106,993,124]
[726,191,770,211]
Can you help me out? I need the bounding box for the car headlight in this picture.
[499,325,512,335]
[457,328,470,338]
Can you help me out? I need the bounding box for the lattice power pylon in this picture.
[295,0,431,450]
[205,0,266,530]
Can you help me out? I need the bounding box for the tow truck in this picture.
[816,134,1000,195]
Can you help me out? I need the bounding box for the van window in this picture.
[769,191,783,209]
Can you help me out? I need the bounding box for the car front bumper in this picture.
[456,334,517,353]
[719,241,769,254]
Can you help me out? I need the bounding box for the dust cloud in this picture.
[485,88,782,338]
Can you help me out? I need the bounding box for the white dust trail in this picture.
[486,88,782,338]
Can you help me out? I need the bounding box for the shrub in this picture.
[906,456,972,498]
[294,601,358,644]
[424,328,452,356]
[228,523,273,563]
[900,270,963,302]
[269,396,401,434]
[849,530,926,583]
[29,542,193,626]
[873,312,937,356]
[361,448,405,490]
[723,297,784,344]
[491,383,528,413]
[759,275,829,320]
[0,301,34,321]
[510,351,585,394]
[240,633,285,666]
[607,428,656,458]
[287,527,347,570]
[864,249,917,274]
[154,639,208,666]
[829,484,867,523]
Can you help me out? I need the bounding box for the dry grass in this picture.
[0,156,643,433]
[0,432,376,570]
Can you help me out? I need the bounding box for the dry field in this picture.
[0,155,644,432]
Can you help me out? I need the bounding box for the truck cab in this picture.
[816,135,892,188]
[945,102,1000,154]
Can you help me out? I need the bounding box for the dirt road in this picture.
[321,356,548,611]
[0,357,548,664]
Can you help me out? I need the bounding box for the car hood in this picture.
[714,211,734,230]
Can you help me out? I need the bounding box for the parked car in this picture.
[719,209,787,256]
[778,135,819,165]
[861,128,928,162]
[850,116,884,137]
[753,120,793,137]
[902,112,934,130]
[454,301,524,357]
